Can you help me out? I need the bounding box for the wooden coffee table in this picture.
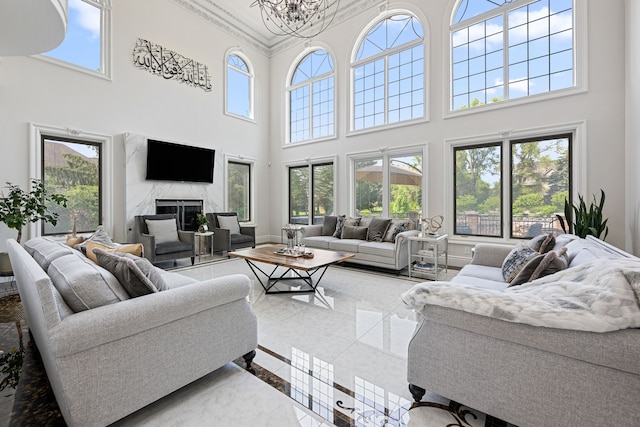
[229,245,355,294]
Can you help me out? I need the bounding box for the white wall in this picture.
[626,0,640,255]
[268,0,629,258]
[0,0,271,249]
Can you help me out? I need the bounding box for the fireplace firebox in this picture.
[155,199,203,231]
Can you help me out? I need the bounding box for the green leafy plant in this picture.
[0,179,68,243]
[196,213,209,226]
[556,189,608,240]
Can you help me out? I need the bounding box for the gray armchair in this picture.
[206,212,255,256]
[134,214,196,265]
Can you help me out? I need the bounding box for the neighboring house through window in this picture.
[451,0,574,110]
[41,0,111,77]
[453,132,572,238]
[288,49,335,143]
[226,52,255,121]
[351,13,425,131]
[41,136,102,235]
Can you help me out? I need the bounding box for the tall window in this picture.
[288,50,335,143]
[451,0,574,110]
[228,161,252,222]
[289,163,334,224]
[354,151,423,218]
[454,143,502,236]
[226,53,254,120]
[352,14,425,131]
[42,136,102,235]
[453,134,571,238]
[43,0,111,76]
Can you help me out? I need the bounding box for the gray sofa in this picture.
[7,237,258,427]
[301,218,418,271]
[406,234,640,426]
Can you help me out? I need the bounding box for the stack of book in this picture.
[413,261,435,272]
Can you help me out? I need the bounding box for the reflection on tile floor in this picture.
[0,259,513,426]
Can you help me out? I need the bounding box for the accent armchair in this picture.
[134,214,196,265]
[206,212,255,256]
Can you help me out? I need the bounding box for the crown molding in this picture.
[172,0,385,57]
[170,0,272,56]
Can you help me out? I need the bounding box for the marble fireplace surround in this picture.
[123,133,223,243]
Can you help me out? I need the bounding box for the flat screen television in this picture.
[146,139,215,183]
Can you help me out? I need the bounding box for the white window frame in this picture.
[445,0,587,118]
[285,46,337,146]
[224,48,256,123]
[29,123,114,239]
[348,9,429,137]
[347,144,428,219]
[35,0,112,80]
[224,154,256,225]
[444,120,587,245]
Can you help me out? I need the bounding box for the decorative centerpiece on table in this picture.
[420,215,444,235]
[282,223,301,253]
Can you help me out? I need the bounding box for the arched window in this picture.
[351,13,425,131]
[288,49,335,143]
[226,52,255,120]
[451,0,574,111]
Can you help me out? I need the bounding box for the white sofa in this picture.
[405,234,640,426]
[301,218,418,271]
[7,237,258,427]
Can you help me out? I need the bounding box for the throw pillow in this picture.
[508,253,545,287]
[85,241,143,264]
[145,219,180,244]
[94,248,162,297]
[502,243,538,283]
[322,215,338,236]
[341,225,368,240]
[368,218,392,242]
[74,225,115,253]
[383,219,410,242]
[48,252,129,312]
[66,235,84,247]
[528,232,556,254]
[528,247,569,281]
[217,215,241,235]
[332,215,347,238]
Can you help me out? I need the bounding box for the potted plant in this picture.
[0,179,68,244]
[556,189,609,240]
[196,213,209,233]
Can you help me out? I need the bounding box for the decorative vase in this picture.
[287,237,294,252]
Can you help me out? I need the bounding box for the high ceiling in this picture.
[172,0,381,55]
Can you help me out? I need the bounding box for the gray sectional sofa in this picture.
[7,237,258,427]
[301,217,419,271]
[405,234,640,427]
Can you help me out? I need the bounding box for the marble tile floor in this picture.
[0,258,514,426]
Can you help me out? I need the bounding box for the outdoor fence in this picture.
[456,214,562,238]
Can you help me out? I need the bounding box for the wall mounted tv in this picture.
[146,139,215,183]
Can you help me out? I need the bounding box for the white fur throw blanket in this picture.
[401,258,640,332]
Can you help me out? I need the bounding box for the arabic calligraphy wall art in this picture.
[133,38,212,92]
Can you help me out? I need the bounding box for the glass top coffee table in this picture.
[229,245,355,294]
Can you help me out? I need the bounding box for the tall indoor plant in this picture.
[556,189,609,240]
[0,179,68,244]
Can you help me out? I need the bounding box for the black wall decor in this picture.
[133,38,212,92]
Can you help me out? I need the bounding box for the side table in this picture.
[408,233,448,279]
[194,231,215,260]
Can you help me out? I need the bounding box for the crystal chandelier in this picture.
[251,0,341,38]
